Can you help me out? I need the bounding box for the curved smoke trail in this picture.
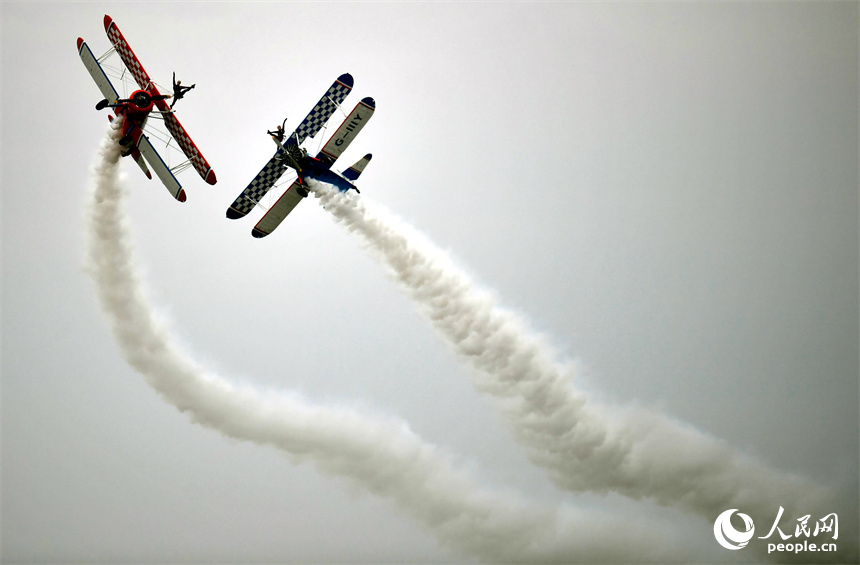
[312,184,856,563]
[85,123,707,562]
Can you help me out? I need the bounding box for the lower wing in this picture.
[251,179,307,238]
[135,131,186,202]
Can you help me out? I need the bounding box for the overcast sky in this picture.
[2,2,858,563]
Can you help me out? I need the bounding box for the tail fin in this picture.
[341,153,372,181]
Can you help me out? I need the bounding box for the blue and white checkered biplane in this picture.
[226,74,375,238]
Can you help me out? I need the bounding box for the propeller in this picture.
[286,144,304,164]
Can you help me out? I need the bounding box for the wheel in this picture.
[297,185,309,198]
[95,99,109,111]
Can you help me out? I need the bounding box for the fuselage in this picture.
[112,89,157,142]
[299,154,357,193]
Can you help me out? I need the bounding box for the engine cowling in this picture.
[129,89,154,112]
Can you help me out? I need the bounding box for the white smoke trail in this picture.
[85,124,708,563]
[313,184,857,562]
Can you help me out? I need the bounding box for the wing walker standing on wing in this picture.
[171,72,196,108]
[268,118,288,142]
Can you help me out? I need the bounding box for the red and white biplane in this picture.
[77,15,216,202]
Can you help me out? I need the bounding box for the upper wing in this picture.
[287,73,354,147]
[251,179,307,238]
[316,97,376,164]
[103,15,156,92]
[161,112,217,185]
[77,38,120,103]
[104,15,217,185]
[226,154,289,219]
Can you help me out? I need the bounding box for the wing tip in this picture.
[103,15,114,32]
[76,37,85,51]
[251,228,269,239]
[177,189,187,203]
[205,169,217,185]
[226,207,245,220]
[337,73,354,89]
[360,97,376,109]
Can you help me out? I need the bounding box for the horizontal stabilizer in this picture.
[317,97,375,164]
[342,153,372,181]
[252,179,306,238]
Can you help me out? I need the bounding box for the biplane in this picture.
[77,15,216,202]
[225,73,375,238]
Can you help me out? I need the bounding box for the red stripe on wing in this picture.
[103,15,216,185]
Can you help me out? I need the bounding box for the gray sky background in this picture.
[2,2,857,563]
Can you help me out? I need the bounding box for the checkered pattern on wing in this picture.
[163,113,211,181]
[292,81,352,145]
[106,23,152,91]
[229,155,288,216]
